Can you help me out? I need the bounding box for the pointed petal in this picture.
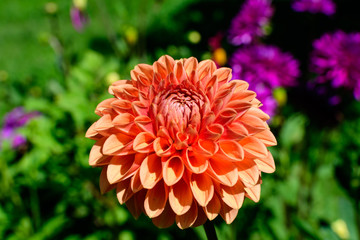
[220,201,238,224]
[99,166,116,194]
[116,178,134,204]
[207,158,238,187]
[152,202,175,228]
[213,67,232,88]
[190,173,214,207]
[125,189,146,219]
[162,155,184,186]
[183,149,208,174]
[254,130,277,147]
[192,139,218,157]
[184,57,198,77]
[103,134,134,155]
[199,124,224,141]
[240,136,268,159]
[139,154,162,189]
[175,201,198,229]
[245,183,261,202]
[169,179,193,215]
[222,122,248,141]
[144,181,168,218]
[154,137,174,157]
[85,121,102,140]
[204,194,221,221]
[219,182,245,209]
[254,150,276,173]
[213,140,244,162]
[89,138,111,166]
[237,160,260,185]
[192,207,208,227]
[133,132,155,153]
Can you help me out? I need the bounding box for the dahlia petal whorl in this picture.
[86,55,277,228]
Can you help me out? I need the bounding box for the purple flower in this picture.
[292,0,336,15]
[70,7,88,32]
[311,31,360,99]
[0,107,40,149]
[230,44,300,116]
[228,0,274,46]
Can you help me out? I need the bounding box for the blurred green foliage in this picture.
[0,0,359,239]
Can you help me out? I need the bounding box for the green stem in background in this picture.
[203,220,218,240]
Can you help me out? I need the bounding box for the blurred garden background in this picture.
[0,0,360,239]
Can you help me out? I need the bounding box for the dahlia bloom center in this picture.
[155,84,205,136]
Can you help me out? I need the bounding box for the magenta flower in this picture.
[70,7,88,32]
[230,44,300,116]
[0,107,40,148]
[311,31,360,100]
[292,0,336,16]
[228,0,274,46]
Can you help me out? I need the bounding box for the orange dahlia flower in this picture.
[86,55,276,229]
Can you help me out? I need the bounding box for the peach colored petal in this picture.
[144,181,168,218]
[212,67,232,88]
[174,132,189,150]
[139,154,162,189]
[154,61,168,80]
[131,101,149,116]
[237,160,260,185]
[153,137,174,157]
[240,136,268,159]
[89,138,111,167]
[207,158,238,187]
[133,64,154,81]
[183,149,209,174]
[245,183,261,202]
[199,124,224,141]
[162,156,184,186]
[130,168,143,193]
[190,173,214,207]
[85,122,102,140]
[134,115,154,135]
[99,166,116,194]
[112,113,139,136]
[240,114,268,135]
[175,201,198,229]
[107,155,134,184]
[111,99,133,114]
[225,100,252,116]
[95,98,117,116]
[111,84,139,100]
[192,139,218,157]
[152,202,175,228]
[215,108,238,126]
[103,134,134,155]
[125,189,146,219]
[254,150,276,173]
[246,107,270,121]
[220,201,238,224]
[204,194,221,221]
[133,132,155,153]
[94,114,113,133]
[254,129,277,147]
[184,57,198,77]
[213,140,244,162]
[116,178,134,204]
[222,122,248,141]
[169,179,193,215]
[219,182,245,209]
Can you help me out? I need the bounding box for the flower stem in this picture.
[203,220,218,240]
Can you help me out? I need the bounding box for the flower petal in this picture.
[99,166,116,194]
[139,154,162,189]
[204,194,221,221]
[237,160,260,185]
[220,201,238,224]
[116,178,134,204]
[207,158,238,187]
[219,182,245,209]
[240,136,268,159]
[213,140,244,162]
[89,138,111,166]
[125,189,146,219]
[85,121,102,140]
[254,129,277,146]
[152,202,175,228]
[103,134,134,155]
[162,155,184,186]
[133,132,156,153]
[245,183,261,202]
[183,149,208,174]
[169,179,193,215]
[154,137,174,157]
[144,181,168,218]
[254,150,276,173]
[175,201,198,229]
[190,173,214,207]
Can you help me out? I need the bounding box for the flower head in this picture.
[86,55,277,229]
[292,0,336,16]
[70,7,88,32]
[0,107,40,148]
[311,31,360,99]
[230,45,300,116]
[228,0,274,46]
